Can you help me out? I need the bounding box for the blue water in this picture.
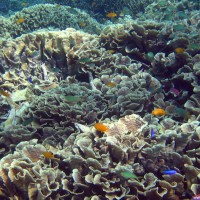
[1,0,199,22]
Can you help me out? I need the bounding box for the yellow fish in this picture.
[151,108,166,116]
[94,123,109,132]
[16,17,25,24]
[106,82,116,87]
[174,47,185,54]
[79,21,86,27]
[42,151,54,159]
[0,89,10,97]
[108,49,116,54]
[106,12,117,18]
[21,2,28,7]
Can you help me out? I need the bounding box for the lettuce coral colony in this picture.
[0,0,199,199]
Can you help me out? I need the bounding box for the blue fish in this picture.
[27,77,33,84]
[163,170,177,175]
[150,129,155,139]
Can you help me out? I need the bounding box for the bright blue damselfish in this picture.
[151,129,155,139]
[163,170,177,175]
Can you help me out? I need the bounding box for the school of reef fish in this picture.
[0,0,199,199]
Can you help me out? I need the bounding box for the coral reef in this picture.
[144,0,200,22]
[0,139,68,199]
[0,4,101,39]
[0,27,161,131]
[0,115,199,199]
[0,0,199,199]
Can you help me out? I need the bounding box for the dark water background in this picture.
[1,0,198,22]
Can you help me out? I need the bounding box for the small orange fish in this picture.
[106,12,117,18]
[151,108,166,116]
[94,123,109,132]
[42,151,54,159]
[106,82,116,87]
[16,17,25,24]
[174,47,185,54]
[0,89,10,97]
